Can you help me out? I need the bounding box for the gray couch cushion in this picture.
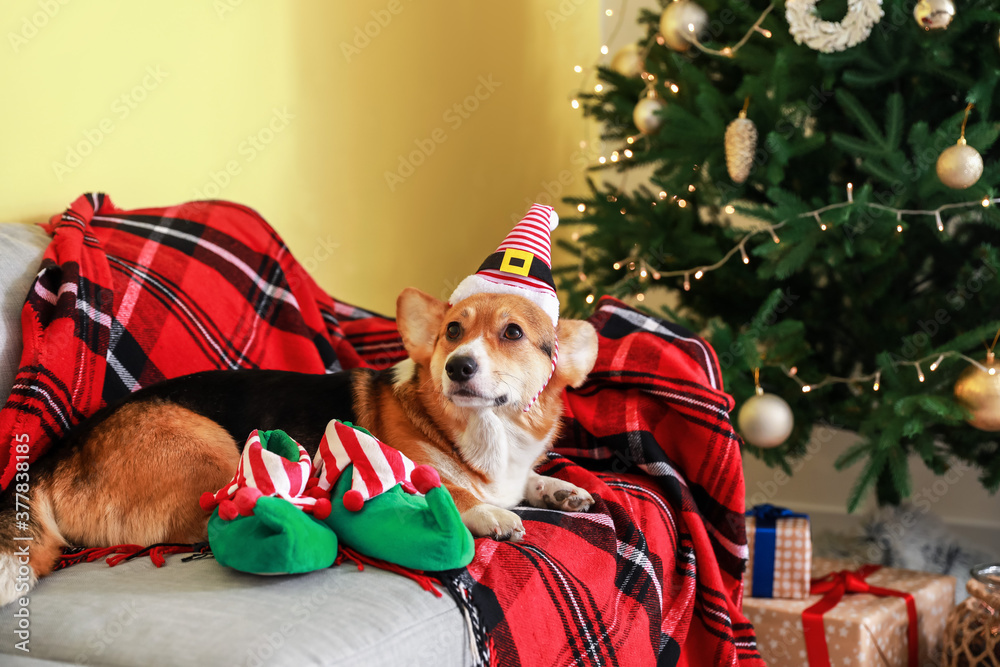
[0,223,50,406]
[0,556,469,666]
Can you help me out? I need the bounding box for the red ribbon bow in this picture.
[802,565,918,667]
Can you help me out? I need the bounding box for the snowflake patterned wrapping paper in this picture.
[744,505,812,599]
[743,558,956,667]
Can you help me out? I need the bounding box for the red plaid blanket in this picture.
[0,194,763,666]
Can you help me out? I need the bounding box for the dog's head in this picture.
[396,287,598,412]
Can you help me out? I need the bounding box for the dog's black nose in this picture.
[446,355,478,381]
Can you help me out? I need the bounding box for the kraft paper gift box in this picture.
[743,558,956,667]
[744,504,812,599]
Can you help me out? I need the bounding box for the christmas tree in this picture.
[560,0,1000,510]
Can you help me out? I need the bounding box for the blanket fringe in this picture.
[439,570,492,667]
[333,545,443,598]
[56,542,210,571]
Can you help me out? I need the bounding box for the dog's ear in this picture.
[554,319,598,388]
[397,287,447,366]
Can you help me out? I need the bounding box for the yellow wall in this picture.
[0,1,598,315]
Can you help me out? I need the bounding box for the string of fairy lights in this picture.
[566,4,999,400]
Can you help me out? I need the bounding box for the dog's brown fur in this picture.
[0,288,598,604]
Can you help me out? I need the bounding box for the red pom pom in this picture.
[234,487,263,516]
[411,465,441,494]
[199,492,218,513]
[343,489,365,512]
[401,481,417,495]
[313,498,332,520]
[304,485,328,500]
[219,500,238,521]
[305,477,320,490]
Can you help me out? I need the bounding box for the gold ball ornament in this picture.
[913,0,955,30]
[954,354,1000,431]
[633,93,667,135]
[659,0,709,52]
[611,43,645,78]
[936,139,984,189]
[738,392,795,448]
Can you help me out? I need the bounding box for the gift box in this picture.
[743,558,956,667]
[744,504,812,598]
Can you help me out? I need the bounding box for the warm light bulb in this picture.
[571,231,580,241]
[930,355,944,372]
[760,29,772,38]
[574,65,582,73]
[694,269,704,279]
[678,199,687,208]
[577,203,586,212]
[610,152,619,162]
[802,385,812,393]
[613,262,621,270]
[585,294,595,304]
[687,184,695,192]
[652,271,661,280]
[628,261,636,270]
[598,156,606,164]
[600,45,609,54]
[740,246,749,264]
[658,191,667,200]
[769,229,780,244]
[990,368,997,376]
[636,293,645,302]
[595,84,603,92]
[626,136,635,145]
[620,208,626,215]
[571,99,580,109]
[640,269,648,278]
[983,198,991,208]
[873,372,881,392]
[624,149,633,158]
[936,211,944,232]
[725,205,735,214]
[847,182,854,202]
[683,274,690,291]
[605,9,613,16]
[687,22,695,32]
[896,224,903,233]
[670,84,679,93]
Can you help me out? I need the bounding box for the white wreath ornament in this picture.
[785,0,884,53]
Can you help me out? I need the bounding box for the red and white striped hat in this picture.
[200,430,331,520]
[314,419,419,512]
[448,203,560,327]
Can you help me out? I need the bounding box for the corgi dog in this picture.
[0,287,598,605]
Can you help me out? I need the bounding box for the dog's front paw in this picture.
[526,474,594,513]
[461,504,525,542]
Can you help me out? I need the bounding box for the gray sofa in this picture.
[0,222,471,667]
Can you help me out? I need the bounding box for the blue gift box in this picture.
[744,504,812,599]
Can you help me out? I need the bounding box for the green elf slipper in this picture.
[200,429,338,575]
[314,420,474,572]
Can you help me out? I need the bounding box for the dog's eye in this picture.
[503,324,523,340]
[446,322,462,340]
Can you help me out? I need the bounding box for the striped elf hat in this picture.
[314,419,420,512]
[201,429,332,520]
[448,203,560,327]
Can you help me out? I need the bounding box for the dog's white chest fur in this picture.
[458,410,550,508]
